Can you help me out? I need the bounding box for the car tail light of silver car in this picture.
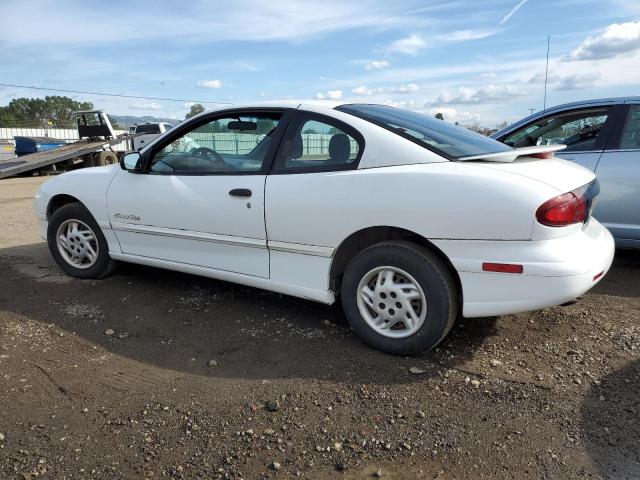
[536,180,600,227]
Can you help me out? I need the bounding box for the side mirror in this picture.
[120,152,143,172]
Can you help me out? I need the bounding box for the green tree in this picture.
[185,103,205,119]
[435,112,444,120]
[0,96,93,128]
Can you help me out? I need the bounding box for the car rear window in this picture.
[135,124,161,134]
[336,104,513,160]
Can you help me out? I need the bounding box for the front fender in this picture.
[37,166,120,227]
[34,166,122,251]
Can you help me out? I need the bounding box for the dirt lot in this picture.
[0,176,638,479]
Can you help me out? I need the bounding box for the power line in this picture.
[0,83,234,105]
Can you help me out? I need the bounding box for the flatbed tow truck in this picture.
[0,110,139,179]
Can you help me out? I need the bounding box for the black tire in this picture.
[47,203,117,279]
[95,151,118,166]
[340,241,458,355]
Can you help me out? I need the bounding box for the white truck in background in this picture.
[132,122,173,150]
[0,110,137,179]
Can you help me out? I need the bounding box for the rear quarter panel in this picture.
[265,162,560,247]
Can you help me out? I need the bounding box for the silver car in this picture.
[492,97,640,249]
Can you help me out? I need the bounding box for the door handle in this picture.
[229,188,252,197]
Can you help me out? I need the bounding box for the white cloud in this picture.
[386,34,427,55]
[528,72,561,84]
[448,29,499,41]
[315,89,343,99]
[527,71,599,90]
[566,20,640,61]
[196,79,222,89]
[431,84,528,105]
[351,83,418,95]
[0,0,427,46]
[129,102,163,111]
[479,71,497,79]
[365,60,390,70]
[352,86,380,96]
[427,107,479,123]
[554,73,600,91]
[394,83,419,94]
[381,29,497,57]
[383,99,419,109]
[499,0,529,26]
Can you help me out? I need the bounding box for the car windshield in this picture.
[336,104,513,159]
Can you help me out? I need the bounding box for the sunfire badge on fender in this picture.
[113,213,141,221]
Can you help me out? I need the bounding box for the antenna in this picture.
[543,35,550,111]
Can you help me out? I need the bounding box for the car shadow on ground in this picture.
[1,242,499,385]
[581,359,640,479]
[593,249,640,299]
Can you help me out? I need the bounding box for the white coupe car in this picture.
[34,101,615,355]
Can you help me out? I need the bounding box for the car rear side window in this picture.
[336,104,511,160]
[618,105,640,150]
[274,113,363,173]
[502,108,610,152]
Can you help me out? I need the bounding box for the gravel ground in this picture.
[0,176,638,479]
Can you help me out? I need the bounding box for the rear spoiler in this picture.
[458,144,566,163]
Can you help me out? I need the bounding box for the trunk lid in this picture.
[458,145,566,163]
[463,155,596,193]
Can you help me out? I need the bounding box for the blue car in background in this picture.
[492,97,640,249]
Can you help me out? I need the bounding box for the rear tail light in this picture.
[535,182,598,227]
[536,191,587,227]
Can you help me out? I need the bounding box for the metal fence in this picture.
[0,129,359,158]
[187,132,358,156]
[187,132,265,155]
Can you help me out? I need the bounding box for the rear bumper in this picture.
[432,219,615,318]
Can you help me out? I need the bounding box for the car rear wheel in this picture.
[47,203,116,279]
[341,241,458,355]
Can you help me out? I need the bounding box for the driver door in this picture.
[106,109,291,278]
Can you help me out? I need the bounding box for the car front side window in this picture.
[149,113,281,174]
[503,108,610,152]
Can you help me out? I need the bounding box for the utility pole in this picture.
[528,108,536,116]
[543,35,550,111]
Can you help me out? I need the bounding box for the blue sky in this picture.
[1,0,639,125]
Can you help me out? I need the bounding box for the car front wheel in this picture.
[47,203,116,279]
[341,241,458,355]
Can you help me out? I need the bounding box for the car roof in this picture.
[202,99,347,111]
[543,96,639,109]
[182,100,356,124]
